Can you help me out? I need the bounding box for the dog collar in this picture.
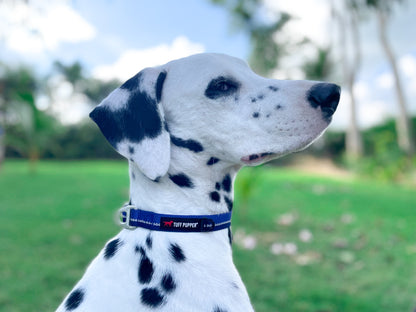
[117,204,232,232]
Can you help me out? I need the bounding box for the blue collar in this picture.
[117,205,232,232]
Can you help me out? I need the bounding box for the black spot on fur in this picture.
[131,171,136,180]
[207,157,220,166]
[119,73,139,91]
[210,191,221,202]
[156,71,167,103]
[171,135,204,153]
[249,154,259,161]
[213,306,228,312]
[169,173,194,188]
[224,196,233,211]
[215,182,221,191]
[65,288,85,311]
[135,245,145,256]
[128,145,135,154]
[104,238,122,260]
[169,243,186,263]
[221,175,232,193]
[251,98,257,103]
[146,234,153,249]
[252,112,260,118]
[269,85,279,92]
[228,227,233,246]
[257,94,264,100]
[138,253,154,284]
[141,288,164,308]
[276,104,283,110]
[90,72,163,147]
[161,273,176,293]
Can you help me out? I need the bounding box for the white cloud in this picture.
[330,89,350,130]
[353,81,370,99]
[399,54,416,78]
[331,81,390,130]
[263,0,331,46]
[376,72,394,89]
[93,36,205,81]
[47,75,91,124]
[0,0,95,54]
[359,101,389,128]
[398,54,416,100]
[262,0,331,79]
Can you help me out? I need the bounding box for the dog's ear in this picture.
[90,67,170,181]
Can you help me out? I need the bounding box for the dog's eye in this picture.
[205,76,240,100]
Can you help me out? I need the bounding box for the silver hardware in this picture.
[116,204,136,230]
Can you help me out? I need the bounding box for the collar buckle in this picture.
[117,204,137,230]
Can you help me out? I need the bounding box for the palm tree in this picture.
[365,0,414,155]
[210,0,291,76]
[0,65,56,171]
[331,0,364,158]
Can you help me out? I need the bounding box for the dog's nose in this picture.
[307,83,340,120]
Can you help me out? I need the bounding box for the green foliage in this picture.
[53,60,120,103]
[364,0,406,13]
[0,65,58,163]
[1,61,121,163]
[1,161,415,311]
[53,61,84,86]
[5,121,119,159]
[249,12,291,76]
[4,110,59,158]
[348,118,416,181]
[302,47,334,81]
[83,78,121,104]
[210,0,292,76]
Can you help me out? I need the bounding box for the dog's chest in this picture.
[57,229,254,312]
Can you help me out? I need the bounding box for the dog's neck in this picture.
[129,144,241,217]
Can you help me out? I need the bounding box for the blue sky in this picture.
[1,0,416,128]
[1,0,249,74]
[71,0,249,60]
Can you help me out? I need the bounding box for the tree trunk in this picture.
[377,10,414,155]
[0,127,4,167]
[0,102,5,168]
[338,5,363,159]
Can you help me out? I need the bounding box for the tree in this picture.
[0,65,58,170]
[302,46,333,81]
[53,61,120,104]
[210,0,291,76]
[365,0,414,155]
[331,0,364,159]
[0,94,5,166]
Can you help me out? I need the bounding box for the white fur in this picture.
[56,53,338,312]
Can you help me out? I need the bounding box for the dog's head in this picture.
[90,53,340,180]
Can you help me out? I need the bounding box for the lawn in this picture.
[0,160,415,312]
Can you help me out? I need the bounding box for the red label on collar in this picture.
[160,217,214,232]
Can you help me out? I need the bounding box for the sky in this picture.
[1,0,416,129]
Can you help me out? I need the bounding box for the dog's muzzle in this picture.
[307,83,341,121]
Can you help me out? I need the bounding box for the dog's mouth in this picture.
[240,152,276,165]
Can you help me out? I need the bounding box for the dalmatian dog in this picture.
[56,53,340,312]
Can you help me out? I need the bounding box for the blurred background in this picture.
[0,0,415,311]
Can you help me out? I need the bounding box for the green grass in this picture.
[1,160,415,312]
